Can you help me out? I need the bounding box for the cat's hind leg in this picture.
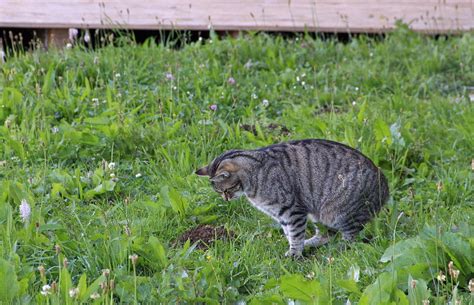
[304,226,332,248]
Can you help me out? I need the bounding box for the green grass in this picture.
[0,27,473,304]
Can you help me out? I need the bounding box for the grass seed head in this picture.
[436,271,446,282]
[129,254,138,265]
[38,265,45,278]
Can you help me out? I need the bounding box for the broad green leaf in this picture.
[42,64,55,94]
[160,186,188,217]
[357,101,367,123]
[337,279,361,296]
[359,272,397,305]
[0,259,20,302]
[51,183,68,199]
[249,294,285,305]
[77,273,87,300]
[407,276,430,305]
[80,275,106,303]
[147,236,168,267]
[59,267,73,305]
[374,118,392,145]
[280,274,328,304]
[380,238,421,263]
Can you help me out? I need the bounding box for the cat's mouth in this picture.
[221,182,242,201]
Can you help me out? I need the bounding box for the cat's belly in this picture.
[245,195,280,221]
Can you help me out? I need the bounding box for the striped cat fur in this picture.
[196,139,389,258]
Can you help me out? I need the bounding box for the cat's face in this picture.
[195,160,244,201]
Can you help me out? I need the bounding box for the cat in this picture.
[195,139,389,258]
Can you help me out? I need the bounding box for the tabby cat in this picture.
[196,139,389,257]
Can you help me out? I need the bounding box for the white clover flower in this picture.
[51,126,59,134]
[41,284,51,296]
[66,43,73,49]
[90,292,100,299]
[135,173,142,178]
[69,287,79,298]
[19,199,31,223]
[108,162,116,170]
[115,73,121,78]
[262,99,269,107]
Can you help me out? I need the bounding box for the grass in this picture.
[0,26,473,304]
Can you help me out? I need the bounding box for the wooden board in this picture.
[1,1,473,33]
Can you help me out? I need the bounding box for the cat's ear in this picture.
[195,166,209,176]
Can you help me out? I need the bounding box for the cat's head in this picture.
[195,157,244,201]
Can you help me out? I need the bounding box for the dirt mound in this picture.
[177,225,235,249]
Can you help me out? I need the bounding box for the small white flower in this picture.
[108,162,116,170]
[90,292,100,299]
[135,173,142,178]
[66,43,72,49]
[244,60,253,69]
[301,81,306,86]
[352,101,356,106]
[110,173,115,178]
[115,73,121,78]
[92,98,99,103]
[84,30,91,43]
[355,87,359,91]
[41,284,51,296]
[68,28,78,42]
[51,126,59,134]
[251,93,258,99]
[19,199,31,223]
[69,287,79,298]
[262,99,269,107]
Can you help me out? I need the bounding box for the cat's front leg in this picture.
[282,215,307,258]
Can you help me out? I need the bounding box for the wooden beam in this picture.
[0,1,472,33]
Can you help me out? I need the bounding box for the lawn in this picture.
[0,27,473,304]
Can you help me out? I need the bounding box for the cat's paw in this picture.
[285,249,303,259]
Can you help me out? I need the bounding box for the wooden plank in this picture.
[0,1,472,33]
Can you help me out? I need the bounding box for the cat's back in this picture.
[254,139,388,204]
[257,139,378,171]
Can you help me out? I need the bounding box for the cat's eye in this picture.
[210,171,230,182]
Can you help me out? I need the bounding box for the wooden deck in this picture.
[1,1,473,33]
